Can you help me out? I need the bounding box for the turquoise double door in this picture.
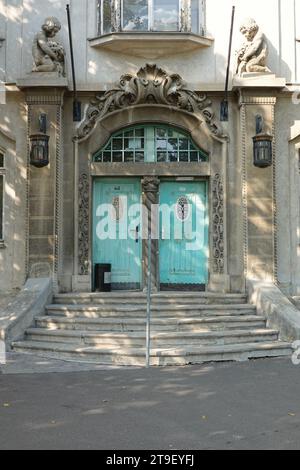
[159,181,208,288]
[93,178,208,290]
[93,178,142,290]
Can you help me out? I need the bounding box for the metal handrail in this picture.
[146,233,152,368]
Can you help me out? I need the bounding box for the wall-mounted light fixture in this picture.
[29,112,49,168]
[30,134,50,168]
[252,115,273,168]
[39,113,47,134]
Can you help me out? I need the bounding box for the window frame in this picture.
[0,149,5,244]
[97,0,206,35]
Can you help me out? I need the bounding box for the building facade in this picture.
[1,0,300,296]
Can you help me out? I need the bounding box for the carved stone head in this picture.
[42,17,62,38]
[240,18,259,41]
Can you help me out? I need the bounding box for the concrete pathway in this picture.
[1,355,300,450]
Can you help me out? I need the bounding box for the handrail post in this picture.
[146,233,152,368]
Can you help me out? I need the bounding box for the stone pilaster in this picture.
[25,90,65,291]
[141,176,160,291]
[239,93,277,283]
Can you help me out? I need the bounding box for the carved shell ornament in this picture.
[76,64,226,142]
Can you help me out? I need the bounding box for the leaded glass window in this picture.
[93,125,208,163]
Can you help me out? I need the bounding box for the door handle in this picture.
[135,226,139,243]
[130,226,139,243]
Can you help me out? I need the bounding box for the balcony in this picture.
[89,31,213,58]
[90,0,213,58]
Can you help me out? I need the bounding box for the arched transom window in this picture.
[93,125,209,163]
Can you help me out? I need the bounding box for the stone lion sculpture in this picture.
[32,17,65,76]
[236,18,271,76]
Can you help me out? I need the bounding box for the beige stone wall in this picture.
[239,94,276,283]
[0,91,27,293]
[2,0,300,293]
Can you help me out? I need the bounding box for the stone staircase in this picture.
[12,292,292,366]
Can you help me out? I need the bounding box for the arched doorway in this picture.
[92,124,209,291]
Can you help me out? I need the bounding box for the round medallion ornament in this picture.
[176,196,190,222]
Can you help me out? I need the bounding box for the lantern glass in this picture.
[252,133,273,168]
[30,134,50,168]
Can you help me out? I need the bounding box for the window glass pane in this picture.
[135,152,145,162]
[123,0,149,31]
[0,175,3,240]
[103,152,112,162]
[156,128,167,138]
[157,151,167,162]
[190,151,199,162]
[168,138,178,152]
[0,153,3,168]
[124,151,134,162]
[124,130,134,138]
[169,151,178,162]
[191,0,199,34]
[153,0,179,31]
[135,128,144,137]
[179,151,189,162]
[112,138,123,150]
[179,138,189,150]
[112,152,123,162]
[156,138,167,150]
[103,0,112,34]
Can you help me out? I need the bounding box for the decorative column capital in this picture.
[142,176,160,194]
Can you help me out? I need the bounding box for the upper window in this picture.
[93,125,208,164]
[0,151,5,241]
[98,0,205,35]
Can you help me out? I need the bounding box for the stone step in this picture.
[46,304,256,319]
[25,328,279,348]
[54,293,248,306]
[11,340,292,367]
[36,315,266,332]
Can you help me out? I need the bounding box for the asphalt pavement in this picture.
[0,355,300,450]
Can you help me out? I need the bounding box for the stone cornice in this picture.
[25,93,65,106]
[239,95,277,107]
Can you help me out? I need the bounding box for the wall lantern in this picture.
[252,115,273,168]
[30,133,50,168]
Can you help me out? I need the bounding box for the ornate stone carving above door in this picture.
[212,173,225,275]
[76,64,226,142]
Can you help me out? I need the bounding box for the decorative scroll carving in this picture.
[236,18,271,76]
[141,176,160,195]
[78,173,89,275]
[76,64,225,141]
[212,174,224,274]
